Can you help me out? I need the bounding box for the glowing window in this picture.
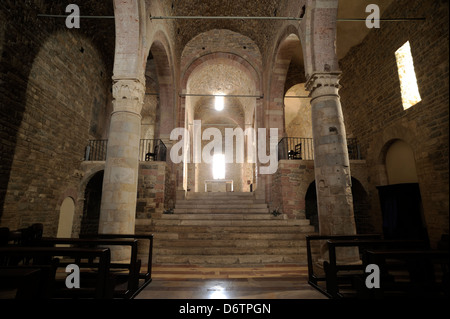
[395,41,421,110]
[214,95,224,111]
[212,154,225,180]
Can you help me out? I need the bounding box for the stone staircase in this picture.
[144,192,317,266]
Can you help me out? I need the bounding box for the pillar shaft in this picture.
[306,72,357,238]
[99,78,145,235]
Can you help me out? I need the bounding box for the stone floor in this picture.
[135,264,327,299]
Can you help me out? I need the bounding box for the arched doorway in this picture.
[305,181,318,232]
[80,170,104,236]
[377,140,428,241]
[56,197,75,238]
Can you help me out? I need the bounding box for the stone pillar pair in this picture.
[306,72,358,263]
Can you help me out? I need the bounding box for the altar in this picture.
[204,179,234,192]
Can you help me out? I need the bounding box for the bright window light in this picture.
[214,95,224,111]
[395,41,422,110]
[212,154,225,180]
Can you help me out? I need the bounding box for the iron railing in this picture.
[84,139,167,162]
[277,137,362,161]
[85,140,108,161]
[139,139,167,162]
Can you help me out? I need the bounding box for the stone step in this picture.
[160,213,296,220]
[175,198,260,206]
[151,219,311,227]
[149,225,315,234]
[149,232,315,241]
[188,192,254,197]
[153,246,306,255]
[175,203,268,209]
[153,239,308,248]
[173,208,269,214]
[152,254,306,265]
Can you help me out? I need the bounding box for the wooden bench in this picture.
[79,233,154,297]
[36,237,141,299]
[357,249,450,299]
[0,246,112,299]
[323,238,429,298]
[306,234,382,293]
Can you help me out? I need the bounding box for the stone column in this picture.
[99,78,144,254]
[306,72,358,262]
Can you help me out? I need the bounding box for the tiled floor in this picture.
[135,264,328,299]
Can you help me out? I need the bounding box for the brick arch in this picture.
[268,29,304,135]
[179,52,262,128]
[302,0,339,75]
[113,0,146,79]
[180,29,263,78]
[181,53,261,94]
[147,30,176,139]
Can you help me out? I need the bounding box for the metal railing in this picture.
[139,139,167,162]
[277,137,315,160]
[84,139,167,162]
[277,137,362,161]
[85,140,108,161]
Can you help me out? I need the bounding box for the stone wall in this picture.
[271,159,373,232]
[339,0,449,246]
[270,160,315,219]
[0,1,113,235]
[136,162,175,234]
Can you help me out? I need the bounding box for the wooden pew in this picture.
[79,233,154,297]
[323,238,429,298]
[306,234,382,294]
[358,249,449,299]
[0,246,112,299]
[36,237,140,299]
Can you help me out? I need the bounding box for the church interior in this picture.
[0,0,448,302]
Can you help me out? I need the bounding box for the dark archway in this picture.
[80,170,104,236]
[305,181,318,232]
[351,178,374,234]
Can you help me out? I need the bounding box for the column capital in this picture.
[112,78,146,114]
[305,72,342,97]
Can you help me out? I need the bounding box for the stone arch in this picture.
[113,0,147,79]
[302,0,340,75]
[181,53,262,96]
[144,30,176,141]
[181,29,263,81]
[284,83,312,139]
[268,28,305,136]
[180,52,260,194]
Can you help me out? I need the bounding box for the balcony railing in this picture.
[277,137,362,161]
[84,139,167,162]
[139,139,167,162]
[85,140,108,161]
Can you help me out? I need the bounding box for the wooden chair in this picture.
[145,143,159,161]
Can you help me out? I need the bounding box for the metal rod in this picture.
[284,96,310,99]
[151,16,301,21]
[37,14,115,19]
[188,123,240,126]
[151,16,425,22]
[180,93,263,98]
[37,14,425,22]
